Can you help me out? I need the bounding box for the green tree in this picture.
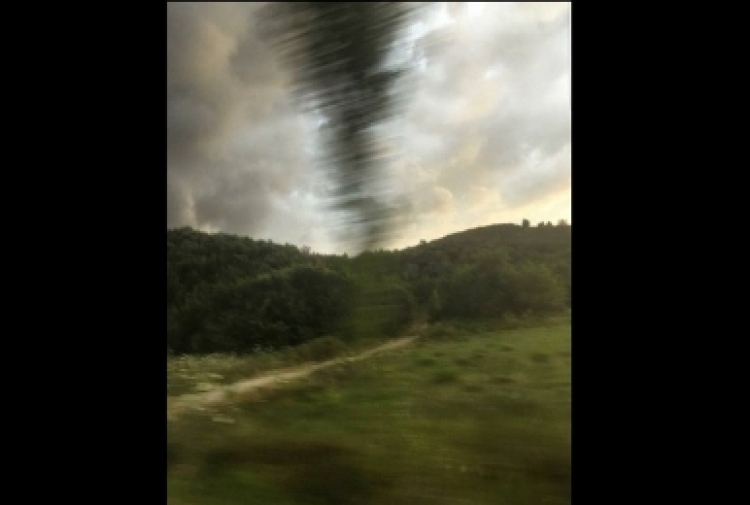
[434,250,567,320]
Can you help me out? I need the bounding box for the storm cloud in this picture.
[167,2,571,253]
[167,2,323,241]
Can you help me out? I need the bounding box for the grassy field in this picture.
[167,318,571,505]
[167,335,395,397]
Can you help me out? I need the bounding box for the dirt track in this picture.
[168,336,418,419]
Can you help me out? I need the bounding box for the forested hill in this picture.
[421,221,570,248]
[167,227,334,304]
[167,222,571,354]
[397,222,570,311]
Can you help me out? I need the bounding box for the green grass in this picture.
[167,335,394,396]
[168,319,571,504]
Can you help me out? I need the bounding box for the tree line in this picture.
[167,221,571,354]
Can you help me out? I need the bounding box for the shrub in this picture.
[297,336,349,362]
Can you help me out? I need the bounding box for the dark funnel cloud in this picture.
[255,2,425,253]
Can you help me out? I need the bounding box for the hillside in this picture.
[414,222,570,249]
[167,222,571,355]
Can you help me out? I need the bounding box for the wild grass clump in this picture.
[463,383,484,393]
[294,336,349,362]
[423,322,462,340]
[453,356,473,366]
[432,368,461,384]
[531,352,550,364]
[415,356,437,367]
[490,376,514,385]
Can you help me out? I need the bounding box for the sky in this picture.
[167,2,571,255]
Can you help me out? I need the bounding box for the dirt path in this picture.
[168,336,419,420]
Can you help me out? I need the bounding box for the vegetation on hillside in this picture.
[167,221,571,355]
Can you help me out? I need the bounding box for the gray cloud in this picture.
[167,2,321,238]
[167,2,571,252]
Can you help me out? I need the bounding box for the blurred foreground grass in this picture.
[167,334,407,397]
[167,317,570,505]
